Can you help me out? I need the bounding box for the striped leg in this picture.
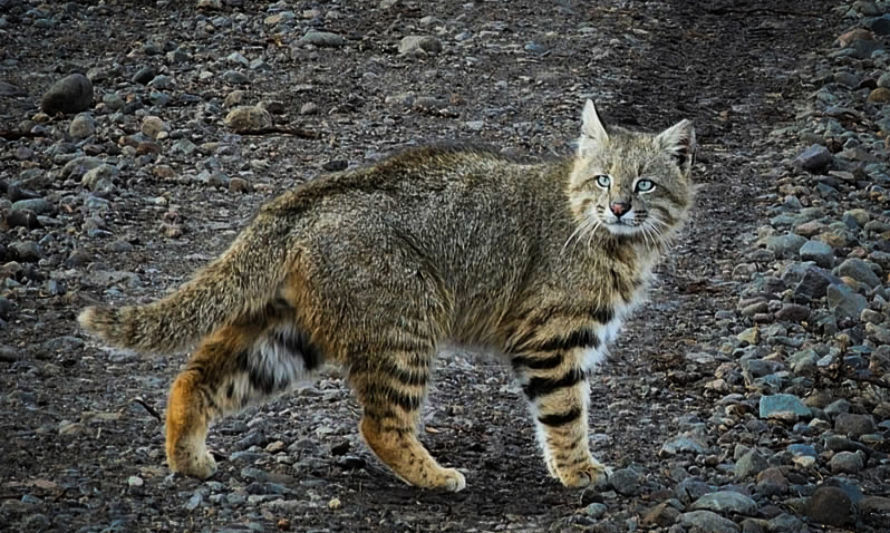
[349,339,465,492]
[166,310,322,479]
[512,340,610,488]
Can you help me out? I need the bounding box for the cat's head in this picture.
[568,100,695,244]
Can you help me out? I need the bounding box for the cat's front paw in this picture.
[170,450,218,480]
[556,457,611,489]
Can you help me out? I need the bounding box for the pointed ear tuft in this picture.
[579,100,609,155]
[655,119,695,170]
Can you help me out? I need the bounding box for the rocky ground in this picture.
[2,0,890,531]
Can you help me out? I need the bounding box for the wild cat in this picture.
[79,100,695,492]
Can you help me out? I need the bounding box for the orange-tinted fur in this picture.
[79,101,695,491]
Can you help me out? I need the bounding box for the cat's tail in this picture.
[78,212,295,354]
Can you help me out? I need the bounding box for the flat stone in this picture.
[806,486,853,526]
[775,303,810,322]
[224,106,272,133]
[608,467,642,496]
[398,35,443,56]
[793,267,835,300]
[835,258,881,288]
[40,73,93,114]
[793,144,832,173]
[11,198,52,215]
[764,234,807,259]
[829,451,864,474]
[679,510,740,533]
[692,491,757,515]
[826,284,868,319]
[799,240,833,267]
[584,502,607,519]
[735,449,768,479]
[859,495,890,514]
[299,30,346,48]
[759,394,811,420]
[660,435,706,456]
[834,413,877,437]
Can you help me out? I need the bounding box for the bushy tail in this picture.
[78,217,294,354]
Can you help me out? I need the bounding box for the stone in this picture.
[299,30,346,48]
[737,327,760,344]
[9,241,41,263]
[867,87,890,103]
[775,303,809,322]
[735,449,768,479]
[224,106,272,133]
[829,451,864,474]
[68,113,96,139]
[764,234,807,259]
[40,73,93,114]
[793,267,834,300]
[82,164,117,193]
[859,495,890,514]
[642,502,680,526]
[826,284,868,319]
[11,198,52,215]
[834,413,877,437]
[793,144,832,173]
[805,486,853,526]
[300,102,319,115]
[584,502,607,518]
[679,510,739,533]
[866,322,890,344]
[799,240,833,267]
[398,35,443,56]
[691,491,757,515]
[608,467,642,496]
[836,258,881,288]
[132,66,156,85]
[141,116,167,139]
[759,394,811,420]
[660,435,706,456]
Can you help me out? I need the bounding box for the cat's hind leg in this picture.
[165,306,322,479]
[349,338,465,492]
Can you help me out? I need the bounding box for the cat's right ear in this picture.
[579,100,609,155]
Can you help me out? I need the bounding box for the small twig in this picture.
[236,126,321,139]
[132,397,163,422]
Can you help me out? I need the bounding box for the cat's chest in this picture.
[579,289,647,372]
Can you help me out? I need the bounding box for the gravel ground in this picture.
[2,0,890,532]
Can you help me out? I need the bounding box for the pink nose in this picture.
[610,202,630,217]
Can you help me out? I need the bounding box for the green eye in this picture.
[595,175,611,188]
[635,179,655,193]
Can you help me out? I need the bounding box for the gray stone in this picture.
[691,491,757,515]
[866,322,890,344]
[132,66,156,84]
[793,267,834,300]
[735,449,768,479]
[82,164,117,193]
[806,486,853,526]
[299,30,346,48]
[68,112,96,139]
[40,73,93,114]
[775,303,810,322]
[759,394,811,420]
[222,70,249,85]
[584,502,607,519]
[8,241,41,263]
[767,513,805,533]
[398,35,443,56]
[824,399,850,417]
[793,144,832,173]
[834,412,877,437]
[608,467,642,496]
[660,435,706,456]
[764,234,807,259]
[224,106,272,133]
[829,451,864,474]
[799,240,833,267]
[835,258,881,288]
[679,510,739,533]
[826,284,868,319]
[11,198,52,215]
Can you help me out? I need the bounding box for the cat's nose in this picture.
[609,202,630,218]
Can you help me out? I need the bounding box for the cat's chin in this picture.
[600,221,643,237]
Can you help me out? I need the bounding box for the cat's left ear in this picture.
[655,119,696,172]
[578,99,609,156]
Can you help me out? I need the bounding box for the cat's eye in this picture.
[595,175,611,188]
[635,179,655,193]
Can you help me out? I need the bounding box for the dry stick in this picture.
[237,126,321,139]
[132,397,163,422]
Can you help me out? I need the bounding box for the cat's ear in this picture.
[579,99,609,155]
[655,119,696,171]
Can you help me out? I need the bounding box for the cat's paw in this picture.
[556,458,610,489]
[434,467,466,492]
[171,450,218,480]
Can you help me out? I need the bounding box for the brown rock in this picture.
[867,87,890,103]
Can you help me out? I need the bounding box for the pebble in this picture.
[692,491,757,515]
[679,510,740,533]
[11,198,52,215]
[585,502,607,519]
[299,30,346,48]
[826,284,867,319]
[764,234,807,259]
[224,106,272,133]
[608,467,642,496]
[735,449,768,479]
[759,394,811,420]
[660,435,706,456]
[82,164,117,193]
[835,258,881,288]
[141,116,168,139]
[834,412,877,437]
[805,486,853,526]
[68,113,96,139]
[793,144,832,173]
[40,73,93,114]
[398,35,443,56]
[798,240,833,267]
[829,451,864,473]
[775,303,809,322]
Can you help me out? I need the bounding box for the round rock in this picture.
[68,113,96,139]
[398,35,443,56]
[224,106,272,133]
[806,486,853,526]
[40,73,93,114]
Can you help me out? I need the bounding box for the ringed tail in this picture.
[78,215,293,354]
